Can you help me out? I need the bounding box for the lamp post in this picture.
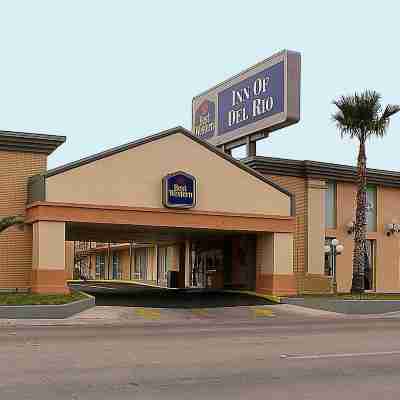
[324,239,344,294]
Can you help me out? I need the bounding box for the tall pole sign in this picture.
[192,50,301,151]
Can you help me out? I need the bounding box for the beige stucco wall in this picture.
[32,221,66,270]
[46,132,291,216]
[307,180,326,275]
[256,232,293,274]
[257,233,274,274]
[332,182,356,292]
[274,233,294,274]
[376,186,400,292]
[329,183,400,293]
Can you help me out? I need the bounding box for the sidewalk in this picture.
[0,303,350,328]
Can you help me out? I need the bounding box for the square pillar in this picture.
[32,221,69,294]
[307,179,326,275]
[256,232,296,296]
[184,240,191,288]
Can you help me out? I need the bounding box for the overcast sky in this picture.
[0,1,399,170]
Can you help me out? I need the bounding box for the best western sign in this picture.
[162,171,197,209]
[192,50,301,148]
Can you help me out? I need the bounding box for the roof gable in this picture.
[41,128,294,217]
[45,126,293,202]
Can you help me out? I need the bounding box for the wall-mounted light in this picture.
[346,221,355,235]
[385,223,400,236]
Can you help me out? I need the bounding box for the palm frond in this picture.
[381,104,400,119]
[332,90,399,141]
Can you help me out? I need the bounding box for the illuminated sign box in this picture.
[162,171,197,209]
[192,50,301,148]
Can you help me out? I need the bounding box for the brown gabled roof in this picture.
[244,156,400,187]
[44,126,295,214]
[0,130,66,155]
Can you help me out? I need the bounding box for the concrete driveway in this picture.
[69,282,277,308]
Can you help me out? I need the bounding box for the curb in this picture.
[223,290,281,304]
[0,291,95,319]
[282,297,400,315]
[68,279,160,289]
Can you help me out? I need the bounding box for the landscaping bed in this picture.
[0,291,95,319]
[283,293,400,314]
[0,291,87,306]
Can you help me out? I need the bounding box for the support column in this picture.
[220,144,232,156]
[32,221,69,294]
[307,179,326,275]
[246,136,256,157]
[184,240,191,288]
[154,244,158,283]
[255,232,296,296]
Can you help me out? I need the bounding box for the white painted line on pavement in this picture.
[281,350,400,360]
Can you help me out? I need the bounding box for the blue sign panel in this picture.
[192,50,300,147]
[218,61,284,135]
[163,172,196,209]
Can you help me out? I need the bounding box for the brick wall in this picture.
[262,175,308,275]
[262,175,307,291]
[258,173,333,295]
[0,151,47,289]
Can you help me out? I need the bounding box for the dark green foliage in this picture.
[0,216,25,233]
[332,90,400,140]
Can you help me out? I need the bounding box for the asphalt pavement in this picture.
[0,305,400,400]
[3,284,400,398]
[69,282,276,308]
[3,317,400,399]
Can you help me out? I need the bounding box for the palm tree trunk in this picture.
[351,139,367,293]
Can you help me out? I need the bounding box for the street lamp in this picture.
[324,239,344,294]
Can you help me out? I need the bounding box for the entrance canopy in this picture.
[26,127,296,294]
[64,221,286,243]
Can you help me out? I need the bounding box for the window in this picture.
[325,181,337,229]
[135,248,148,280]
[366,185,377,232]
[95,254,105,279]
[112,253,122,280]
[157,247,168,287]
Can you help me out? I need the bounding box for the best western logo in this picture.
[169,184,193,199]
[194,100,215,139]
[163,172,197,209]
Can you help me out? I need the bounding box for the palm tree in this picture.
[332,90,400,293]
[0,216,24,234]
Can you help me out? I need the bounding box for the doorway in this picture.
[191,246,224,289]
[189,235,256,290]
[364,239,375,291]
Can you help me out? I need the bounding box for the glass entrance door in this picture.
[190,243,224,289]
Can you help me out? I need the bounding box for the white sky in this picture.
[0,0,399,170]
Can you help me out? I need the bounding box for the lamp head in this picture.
[331,238,339,246]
